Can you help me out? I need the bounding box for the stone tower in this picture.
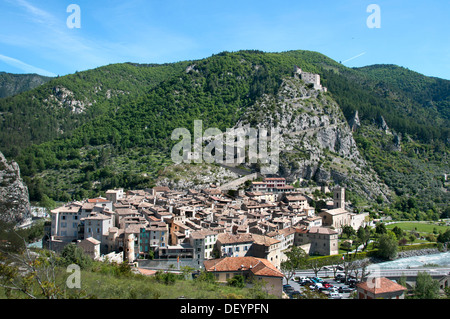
[333,186,345,209]
[125,232,135,262]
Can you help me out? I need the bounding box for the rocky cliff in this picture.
[236,75,392,201]
[0,151,31,225]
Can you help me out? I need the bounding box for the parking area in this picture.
[282,272,357,299]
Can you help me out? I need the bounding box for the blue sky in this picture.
[0,0,449,79]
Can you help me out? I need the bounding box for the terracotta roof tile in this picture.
[203,257,283,278]
[357,277,407,295]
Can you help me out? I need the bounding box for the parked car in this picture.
[322,283,334,289]
[298,277,312,285]
[328,292,343,299]
[339,286,355,293]
[313,277,324,283]
[309,283,323,290]
[345,278,358,286]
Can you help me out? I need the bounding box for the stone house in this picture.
[77,237,101,260]
[319,207,369,233]
[307,226,339,256]
[81,212,114,254]
[216,233,254,258]
[203,256,283,298]
[188,229,219,266]
[356,277,407,299]
[216,233,281,268]
[139,221,169,258]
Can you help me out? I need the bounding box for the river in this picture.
[368,251,450,270]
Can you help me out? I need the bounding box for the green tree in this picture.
[413,271,440,299]
[357,226,371,250]
[375,222,387,235]
[39,194,56,212]
[280,246,309,284]
[377,232,398,260]
[59,244,93,270]
[227,274,245,288]
[0,249,62,299]
[437,229,450,244]
[280,259,296,285]
[392,226,404,239]
[342,225,356,239]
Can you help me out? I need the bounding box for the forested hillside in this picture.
[0,62,190,156]
[0,72,52,98]
[0,50,447,220]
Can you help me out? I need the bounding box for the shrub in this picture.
[154,270,179,285]
[227,275,245,288]
[59,244,93,270]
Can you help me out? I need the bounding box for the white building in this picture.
[294,66,327,92]
[189,229,219,266]
[51,202,85,241]
[81,212,114,254]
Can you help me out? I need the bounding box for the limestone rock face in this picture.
[349,111,361,132]
[236,76,392,201]
[0,151,31,225]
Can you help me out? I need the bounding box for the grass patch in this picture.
[386,222,449,234]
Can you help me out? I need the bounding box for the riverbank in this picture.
[397,247,443,259]
[363,246,446,264]
[367,247,450,269]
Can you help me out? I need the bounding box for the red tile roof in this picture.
[137,268,157,276]
[357,277,407,295]
[203,257,283,278]
[87,197,110,203]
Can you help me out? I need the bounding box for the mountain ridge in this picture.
[0,71,53,98]
[0,49,447,219]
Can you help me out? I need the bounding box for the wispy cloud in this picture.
[0,53,56,76]
[7,0,55,25]
[1,0,195,73]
